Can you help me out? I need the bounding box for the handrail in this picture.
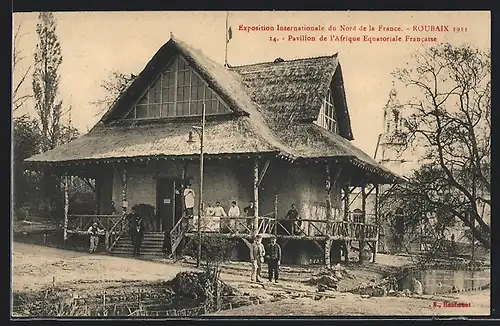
[170,217,187,255]
[107,214,129,252]
[67,214,122,218]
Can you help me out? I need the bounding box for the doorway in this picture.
[157,178,183,232]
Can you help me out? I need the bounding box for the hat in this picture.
[93,222,98,226]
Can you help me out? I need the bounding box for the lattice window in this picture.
[315,88,338,134]
[124,56,231,120]
[352,209,364,223]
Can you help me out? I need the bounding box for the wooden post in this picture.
[197,102,206,268]
[373,184,379,263]
[274,194,278,235]
[343,186,350,221]
[359,184,366,263]
[324,164,333,266]
[253,158,259,236]
[121,167,128,214]
[325,164,332,220]
[63,175,69,242]
[324,238,332,267]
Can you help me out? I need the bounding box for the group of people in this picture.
[204,200,257,232]
[86,202,145,256]
[250,235,282,283]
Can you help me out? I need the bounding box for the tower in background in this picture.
[376,84,414,177]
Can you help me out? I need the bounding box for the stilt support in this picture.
[324,238,333,267]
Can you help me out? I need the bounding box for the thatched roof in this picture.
[25,37,398,182]
[26,116,292,163]
[277,123,397,180]
[230,56,353,140]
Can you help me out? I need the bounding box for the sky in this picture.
[12,11,490,157]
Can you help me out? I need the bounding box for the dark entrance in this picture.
[157,178,183,232]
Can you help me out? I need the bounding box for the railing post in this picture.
[63,175,69,243]
[105,231,110,252]
[253,157,259,236]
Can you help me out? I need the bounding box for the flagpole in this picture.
[224,11,229,67]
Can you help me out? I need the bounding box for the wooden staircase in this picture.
[110,232,165,258]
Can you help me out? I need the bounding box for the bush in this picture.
[13,206,30,221]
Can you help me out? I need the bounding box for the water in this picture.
[400,268,490,295]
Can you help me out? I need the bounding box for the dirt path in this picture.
[210,290,490,316]
[11,243,301,298]
[12,243,489,316]
[12,243,190,293]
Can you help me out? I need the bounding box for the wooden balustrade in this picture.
[182,216,378,241]
[66,214,128,251]
[67,214,123,233]
[274,219,379,241]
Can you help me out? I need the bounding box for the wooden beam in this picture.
[63,175,69,242]
[331,165,342,187]
[343,186,349,221]
[241,238,252,250]
[365,184,376,197]
[253,157,259,236]
[112,163,126,185]
[257,158,271,187]
[312,240,325,254]
[373,184,379,263]
[121,167,128,214]
[325,164,332,221]
[274,194,278,230]
[359,184,367,264]
[82,177,96,194]
[324,238,332,267]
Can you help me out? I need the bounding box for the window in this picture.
[352,208,364,223]
[315,88,338,133]
[124,56,232,120]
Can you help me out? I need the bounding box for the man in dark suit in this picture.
[266,236,282,283]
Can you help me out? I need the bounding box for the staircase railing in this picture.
[106,214,130,252]
[170,217,190,255]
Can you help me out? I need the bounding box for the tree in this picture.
[90,70,136,115]
[387,43,490,249]
[31,12,66,220]
[12,22,32,112]
[13,116,43,210]
[32,12,63,152]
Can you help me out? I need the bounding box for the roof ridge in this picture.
[229,53,339,69]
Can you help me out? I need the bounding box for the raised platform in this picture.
[184,232,377,242]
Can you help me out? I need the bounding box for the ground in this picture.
[11,242,490,316]
[210,290,490,316]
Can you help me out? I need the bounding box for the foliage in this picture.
[32,12,64,152]
[13,116,43,211]
[90,70,136,115]
[182,236,233,310]
[68,178,97,215]
[384,43,491,249]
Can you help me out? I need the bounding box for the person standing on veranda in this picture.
[213,201,228,232]
[183,183,195,218]
[243,200,255,232]
[87,222,104,253]
[227,200,241,233]
[250,235,265,283]
[183,183,195,232]
[266,236,282,283]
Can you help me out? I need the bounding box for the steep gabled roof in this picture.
[230,56,354,140]
[25,37,399,183]
[100,37,255,123]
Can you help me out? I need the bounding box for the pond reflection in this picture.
[400,269,490,295]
